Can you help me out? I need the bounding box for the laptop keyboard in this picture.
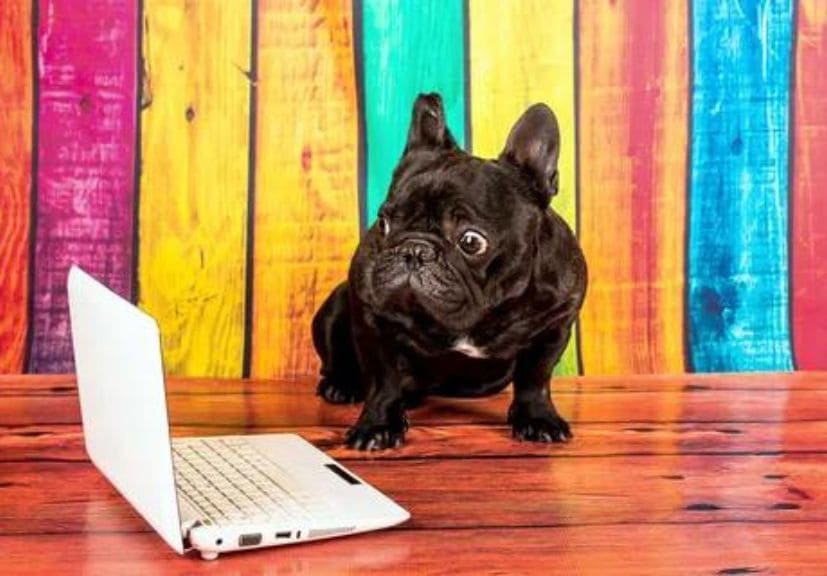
[172,437,333,526]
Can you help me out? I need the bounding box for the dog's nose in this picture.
[400,240,436,270]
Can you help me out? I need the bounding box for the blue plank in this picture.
[688,0,794,371]
[359,0,466,224]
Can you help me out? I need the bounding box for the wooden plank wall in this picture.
[250,0,360,378]
[688,0,794,372]
[2,1,826,377]
[29,0,138,373]
[578,0,688,374]
[468,0,580,376]
[138,0,251,377]
[0,0,33,372]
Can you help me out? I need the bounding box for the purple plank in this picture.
[30,0,138,373]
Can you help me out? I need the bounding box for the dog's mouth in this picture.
[371,253,471,324]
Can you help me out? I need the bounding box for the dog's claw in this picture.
[345,421,406,451]
[509,407,572,443]
[317,377,363,405]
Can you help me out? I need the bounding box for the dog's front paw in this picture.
[508,405,572,443]
[345,416,408,451]
[317,377,364,404]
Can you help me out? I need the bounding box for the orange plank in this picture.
[0,0,32,372]
[578,0,688,374]
[251,0,360,378]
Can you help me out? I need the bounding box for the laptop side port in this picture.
[275,531,292,539]
[239,533,262,547]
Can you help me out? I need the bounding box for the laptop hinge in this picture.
[181,519,202,551]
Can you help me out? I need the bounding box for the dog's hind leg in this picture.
[311,282,365,404]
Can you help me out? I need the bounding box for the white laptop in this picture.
[67,265,409,560]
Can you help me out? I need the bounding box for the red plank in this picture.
[792,1,827,369]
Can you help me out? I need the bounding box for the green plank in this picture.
[360,0,466,223]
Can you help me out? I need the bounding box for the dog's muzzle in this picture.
[398,240,437,271]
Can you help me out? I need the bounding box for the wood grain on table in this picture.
[1,373,825,574]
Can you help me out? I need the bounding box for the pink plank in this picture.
[30,0,138,372]
[792,1,827,369]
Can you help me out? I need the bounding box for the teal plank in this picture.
[688,0,794,371]
[359,0,466,223]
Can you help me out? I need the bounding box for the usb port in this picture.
[239,533,262,547]
[275,531,292,539]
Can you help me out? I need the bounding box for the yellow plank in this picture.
[251,0,360,378]
[139,0,251,376]
[469,0,579,375]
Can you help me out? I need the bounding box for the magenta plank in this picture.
[30,0,138,372]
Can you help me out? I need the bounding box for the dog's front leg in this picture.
[508,325,573,443]
[345,319,412,450]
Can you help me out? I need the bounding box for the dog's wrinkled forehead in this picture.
[385,152,520,228]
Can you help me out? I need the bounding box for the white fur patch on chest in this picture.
[452,336,488,359]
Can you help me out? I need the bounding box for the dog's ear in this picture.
[404,93,459,154]
[499,104,560,208]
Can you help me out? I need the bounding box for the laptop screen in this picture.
[68,266,185,554]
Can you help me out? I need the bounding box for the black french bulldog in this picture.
[312,93,587,450]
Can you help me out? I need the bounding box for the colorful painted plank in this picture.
[468,0,580,376]
[0,0,33,373]
[250,0,360,378]
[578,0,688,374]
[138,0,251,377]
[30,0,138,373]
[792,0,827,369]
[688,0,794,372]
[360,0,466,222]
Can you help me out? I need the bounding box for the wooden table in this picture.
[2,373,826,574]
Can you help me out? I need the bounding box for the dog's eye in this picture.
[458,230,488,256]
[377,216,390,237]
